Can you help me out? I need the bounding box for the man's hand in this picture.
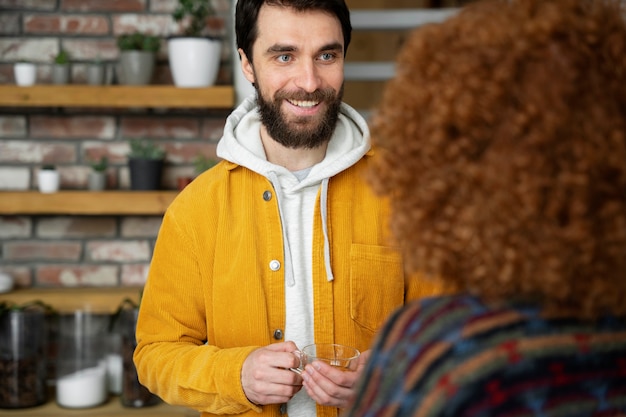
[241,341,303,405]
[300,349,371,408]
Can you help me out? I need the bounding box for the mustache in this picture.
[275,88,336,102]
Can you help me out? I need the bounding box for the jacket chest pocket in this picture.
[349,244,405,332]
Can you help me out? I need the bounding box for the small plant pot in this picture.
[88,171,107,191]
[38,170,60,193]
[128,158,163,190]
[52,64,71,84]
[118,51,155,85]
[14,63,36,86]
[87,63,105,85]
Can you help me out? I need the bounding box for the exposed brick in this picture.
[165,141,218,164]
[150,0,176,13]
[0,216,32,239]
[120,263,149,286]
[120,116,199,140]
[120,216,162,238]
[86,240,151,261]
[36,264,119,286]
[112,14,172,37]
[63,39,117,61]
[24,14,110,35]
[0,266,33,288]
[0,12,20,35]
[30,115,116,139]
[83,141,129,165]
[0,116,27,138]
[0,141,76,164]
[4,240,82,261]
[201,116,228,141]
[37,216,117,238]
[0,167,30,190]
[61,0,146,12]
[0,0,57,11]
[0,37,58,62]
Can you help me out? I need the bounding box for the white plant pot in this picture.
[38,170,60,193]
[14,62,36,86]
[168,37,221,88]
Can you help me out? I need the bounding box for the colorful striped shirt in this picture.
[345,295,626,417]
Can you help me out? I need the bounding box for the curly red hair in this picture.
[369,0,626,318]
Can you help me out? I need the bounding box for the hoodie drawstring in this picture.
[320,178,334,282]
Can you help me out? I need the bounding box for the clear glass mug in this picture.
[290,343,360,374]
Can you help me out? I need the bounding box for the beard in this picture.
[255,83,344,149]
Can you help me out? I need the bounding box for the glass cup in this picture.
[290,343,360,374]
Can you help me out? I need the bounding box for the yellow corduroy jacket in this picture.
[134,153,443,417]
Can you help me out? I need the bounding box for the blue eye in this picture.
[277,55,291,63]
[320,53,336,62]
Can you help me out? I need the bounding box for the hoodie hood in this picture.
[217,95,370,186]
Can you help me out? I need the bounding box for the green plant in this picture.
[90,156,108,172]
[54,49,69,65]
[173,0,215,37]
[193,154,217,174]
[128,139,165,160]
[42,164,56,170]
[117,32,162,52]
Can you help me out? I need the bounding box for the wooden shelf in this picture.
[0,287,144,314]
[3,395,199,416]
[0,85,234,108]
[0,191,178,215]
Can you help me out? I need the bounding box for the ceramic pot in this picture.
[88,171,106,191]
[52,64,71,84]
[13,62,36,86]
[87,63,105,85]
[128,158,163,190]
[168,37,221,88]
[118,51,155,85]
[38,170,60,193]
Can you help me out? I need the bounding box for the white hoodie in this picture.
[217,95,370,417]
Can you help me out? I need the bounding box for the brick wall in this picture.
[0,0,233,289]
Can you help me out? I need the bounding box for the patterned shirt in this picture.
[345,295,626,417]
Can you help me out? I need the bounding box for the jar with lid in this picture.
[119,307,160,407]
[55,310,108,408]
[0,303,49,409]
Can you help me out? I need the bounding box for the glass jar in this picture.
[120,307,160,407]
[55,310,108,408]
[0,307,48,409]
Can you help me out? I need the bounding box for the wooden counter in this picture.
[0,191,178,215]
[4,396,199,417]
[0,287,143,313]
[0,85,234,109]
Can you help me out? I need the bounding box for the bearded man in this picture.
[133,2,443,417]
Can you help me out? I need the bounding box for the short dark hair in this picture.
[235,0,352,64]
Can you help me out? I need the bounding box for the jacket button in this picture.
[279,403,287,414]
[273,329,283,340]
[263,190,272,201]
[269,260,281,271]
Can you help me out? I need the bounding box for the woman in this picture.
[345,0,626,415]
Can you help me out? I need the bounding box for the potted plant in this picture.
[13,60,36,86]
[52,49,71,84]
[88,156,108,191]
[117,32,161,85]
[37,164,60,193]
[86,56,106,85]
[127,139,165,190]
[168,0,222,87]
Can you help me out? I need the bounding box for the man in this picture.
[133,1,442,417]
